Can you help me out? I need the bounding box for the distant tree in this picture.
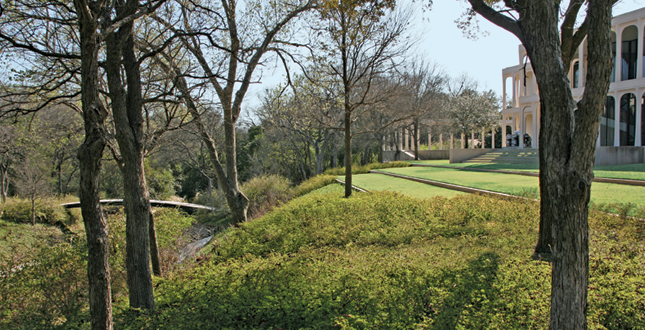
[13,156,50,225]
[399,59,446,159]
[447,88,499,149]
[313,0,412,197]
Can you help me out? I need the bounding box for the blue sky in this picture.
[243,0,645,118]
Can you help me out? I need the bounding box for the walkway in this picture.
[61,199,217,214]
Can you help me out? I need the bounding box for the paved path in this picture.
[410,164,645,187]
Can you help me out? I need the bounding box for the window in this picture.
[601,96,615,146]
[622,26,638,81]
[573,61,580,88]
[620,93,636,146]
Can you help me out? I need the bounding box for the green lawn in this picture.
[342,173,465,199]
[377,167,645,207]
[406,160,645,180]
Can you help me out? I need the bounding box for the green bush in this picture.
[115,191,644,329]
[0,198,69,225]
[241,175,293,219]
[0,206,199,329]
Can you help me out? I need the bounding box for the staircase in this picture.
[463,149,539,165]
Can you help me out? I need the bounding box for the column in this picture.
[635,90,642,146]
[491,127,495,149]
[502,75,507,109]
[638,21,644,79]
[404,128,409,150]
[614,94,621,146]
[481,129,485,148]
[450,134,454,149]
[428,131,432,150]
[439,133,443,150]
[461,132,465,149]
[397,130,402,150]
[616,26,623,82]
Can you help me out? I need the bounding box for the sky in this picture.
[242,0,645,119]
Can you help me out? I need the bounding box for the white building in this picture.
[502,7,645,150]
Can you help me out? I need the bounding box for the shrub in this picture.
[241,175,293,219]
[0,198,69,225]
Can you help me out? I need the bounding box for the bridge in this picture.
[61,199,217,214]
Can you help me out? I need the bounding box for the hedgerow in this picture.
[323,161,411,175]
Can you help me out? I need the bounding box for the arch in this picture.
[601,96,615,146]
[620,93,636,146]
[622,25,638,80]
[611,31,617,82]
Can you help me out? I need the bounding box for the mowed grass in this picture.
[407,159,645,180]
[377,167,645,208]
[343,173,466,199]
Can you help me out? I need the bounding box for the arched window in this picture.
[622,26,638,81]
[573,61,580,88]
[601,96,615,146]
[620,93,636,146]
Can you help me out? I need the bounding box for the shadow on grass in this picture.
[427,252,501,329]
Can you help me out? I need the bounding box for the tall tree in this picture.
[0,0,115,327]
[314,0,411,197]
[462,1,614,328]
[154,0,315,222]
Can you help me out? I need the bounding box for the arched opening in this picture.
[611,31,617,82]
[572,60,580,88]
[504,76,513,108]
[601,96,615,146]
[620,93,636,146]
[622,26,638,81]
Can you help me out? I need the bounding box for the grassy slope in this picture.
[378,167,645,207]
[117,188,645,329]
[407,160,645,180]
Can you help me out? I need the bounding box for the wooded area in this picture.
[0,0,616,329]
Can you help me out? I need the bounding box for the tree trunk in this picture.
[413,121,419,160]
[74,0,113,326]
[344,110,352,198]
[105,16,155,310]
[332,137,339,168]
[516,2,612,329]
[378,134,384,163]
[1,165,7,203]
[149,210,161,276]
[30,192,36,226]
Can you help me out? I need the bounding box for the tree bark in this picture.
[105,11,154,310]
[149,211,161,276]
[74,0,113,326]
[344,110,352,198]
[467,1,613,328]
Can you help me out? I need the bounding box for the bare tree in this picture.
[153,0,316,222]
[313,1,412,197]
[0,0,115,327]
[463,1,614,328]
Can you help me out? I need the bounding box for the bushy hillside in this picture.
[115,185,644,329]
